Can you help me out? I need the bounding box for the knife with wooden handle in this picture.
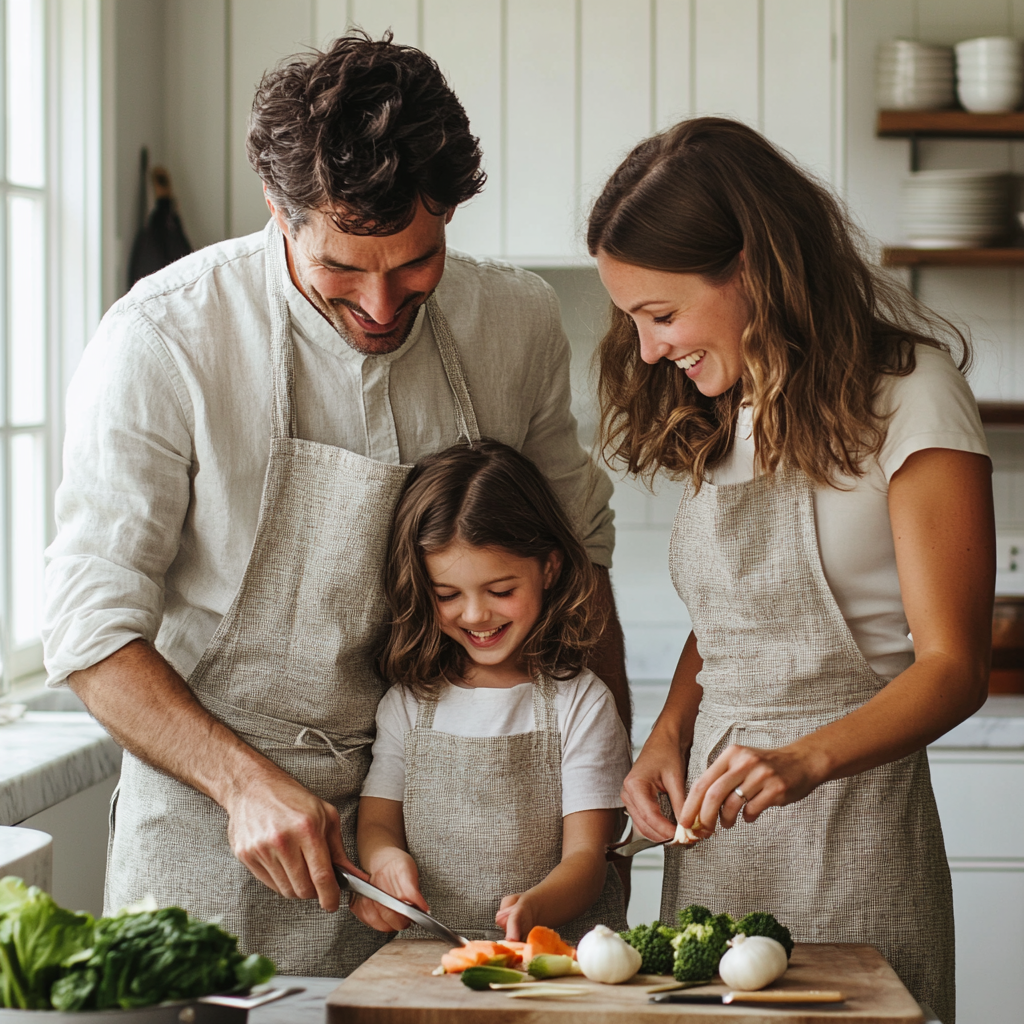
[651,990,847,1005]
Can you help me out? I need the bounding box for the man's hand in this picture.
[225,770,364,912]
[70,640,362,909]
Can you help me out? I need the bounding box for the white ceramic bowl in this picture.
[957,79,1024,111]
[955,36,1022,58]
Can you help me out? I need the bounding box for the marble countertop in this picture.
[0,710,121,825]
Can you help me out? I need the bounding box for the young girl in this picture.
[351,440,631,943]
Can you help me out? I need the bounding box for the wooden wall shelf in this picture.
[877,110,1024,137]
[883,247,1024,267]
[979,402,1024,426]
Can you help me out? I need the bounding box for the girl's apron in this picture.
[105,226,481,977]
[402,677,627,943]
[661,466,955,1023]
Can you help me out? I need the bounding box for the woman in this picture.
[589,117,994,1024]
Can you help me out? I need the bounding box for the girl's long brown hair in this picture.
[587,116,970,488]
[378,440,602,697]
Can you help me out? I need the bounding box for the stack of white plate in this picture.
[900,170,1012,248]
[955,36,1024,112]
[876,39,954,110]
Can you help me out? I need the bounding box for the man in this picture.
[42,34,627,977]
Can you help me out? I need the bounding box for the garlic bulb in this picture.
[717,934,788,991]
[576,924,642,984]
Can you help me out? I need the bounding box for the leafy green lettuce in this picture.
[0,877,95,1008]
[0,877,275,1011]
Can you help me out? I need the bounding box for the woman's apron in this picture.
[402,677,627,944]
[105,228,482,977]
[660,466,955,1023]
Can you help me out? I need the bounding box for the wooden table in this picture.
[326,940,924,1023]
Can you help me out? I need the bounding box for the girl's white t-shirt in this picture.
[708,344,989,678]
[361,670,631,816]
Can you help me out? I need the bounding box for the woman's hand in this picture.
[680,742,828,834]
[496,892,539,941]
[621,726,687,841]
[349,846,429,933]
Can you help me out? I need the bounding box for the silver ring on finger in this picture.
[734,787,746,801]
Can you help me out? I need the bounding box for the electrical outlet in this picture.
[997,534,1024,573]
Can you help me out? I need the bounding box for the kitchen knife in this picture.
[651,990,846,1005]
[607,835,668,858]
[334,866,470,947]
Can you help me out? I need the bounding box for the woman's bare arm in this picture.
[618,633,704,840]
[681,448,994,832]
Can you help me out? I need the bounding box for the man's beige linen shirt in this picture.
[43,225,614,685]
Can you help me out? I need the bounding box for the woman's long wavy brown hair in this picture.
[587,117,970,488]
[378,440,602,697]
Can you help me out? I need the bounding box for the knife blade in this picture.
[651,990,847,1005]
[607,835,668,858]
[334,866,470,947]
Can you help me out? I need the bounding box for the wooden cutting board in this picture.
[326,939,924,1023]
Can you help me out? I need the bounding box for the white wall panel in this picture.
[580,0,652,215]
[505,0,577,260]
[693,0,760,127]
[228,0,314,238]
[313,0,350,47]
[165,0,227,249]
[655,0,693,130]
[423,0,502,256]
[349,0,419,44]
[917,0,1010,45]
[763,0,833,182]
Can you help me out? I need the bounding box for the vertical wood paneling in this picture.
[654,0,693,130]
[505,0,576,259]
[422,0,502,256]
[580,0,651,214]
[693,0,760,126]
[165,0,228,248]
[763,0,833,181]
[228,0,315,238]
[349,0,419,44]
[313,0,350,47]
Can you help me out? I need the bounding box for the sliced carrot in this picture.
[440,940,523,973]
[522,926,576,963]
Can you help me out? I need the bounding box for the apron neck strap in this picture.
[426,294,481,445]
[414,694,440,730]
[531,677,559,732]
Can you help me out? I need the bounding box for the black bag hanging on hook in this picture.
[127,147,193,290]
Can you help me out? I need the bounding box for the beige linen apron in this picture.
[402,677,626,944]
[105,228,481,977]
[660,466,955,1023]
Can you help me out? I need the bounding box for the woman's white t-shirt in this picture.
[361,670,631,816]
[708,344,989,678]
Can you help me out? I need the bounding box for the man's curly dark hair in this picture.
[246,31,485,236]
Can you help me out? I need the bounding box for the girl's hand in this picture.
[680,742,827,835]
[620,725,688,841]
[349,848,429,933]
[496,892,539,941]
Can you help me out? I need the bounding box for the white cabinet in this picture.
[929,750,1024,1024]
[162,0,845,259]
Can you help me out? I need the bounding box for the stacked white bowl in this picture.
[955,37,1024,112]
[900,170,1012,248]
[876,39,954,110]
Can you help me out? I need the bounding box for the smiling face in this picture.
[424,540,562,688]
[596,252,751,398]
[268,196,450,355]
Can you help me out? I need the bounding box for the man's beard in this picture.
[293,262,423,356]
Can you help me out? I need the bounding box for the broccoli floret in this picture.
[669,922,729,982]
[734,912,794,959]
[619,921,676,975]
[676,904,714,928]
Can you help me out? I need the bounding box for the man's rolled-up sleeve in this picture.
[43,304,194,685]
[519,284,615,568]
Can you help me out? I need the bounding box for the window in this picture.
[0,0,48,686]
